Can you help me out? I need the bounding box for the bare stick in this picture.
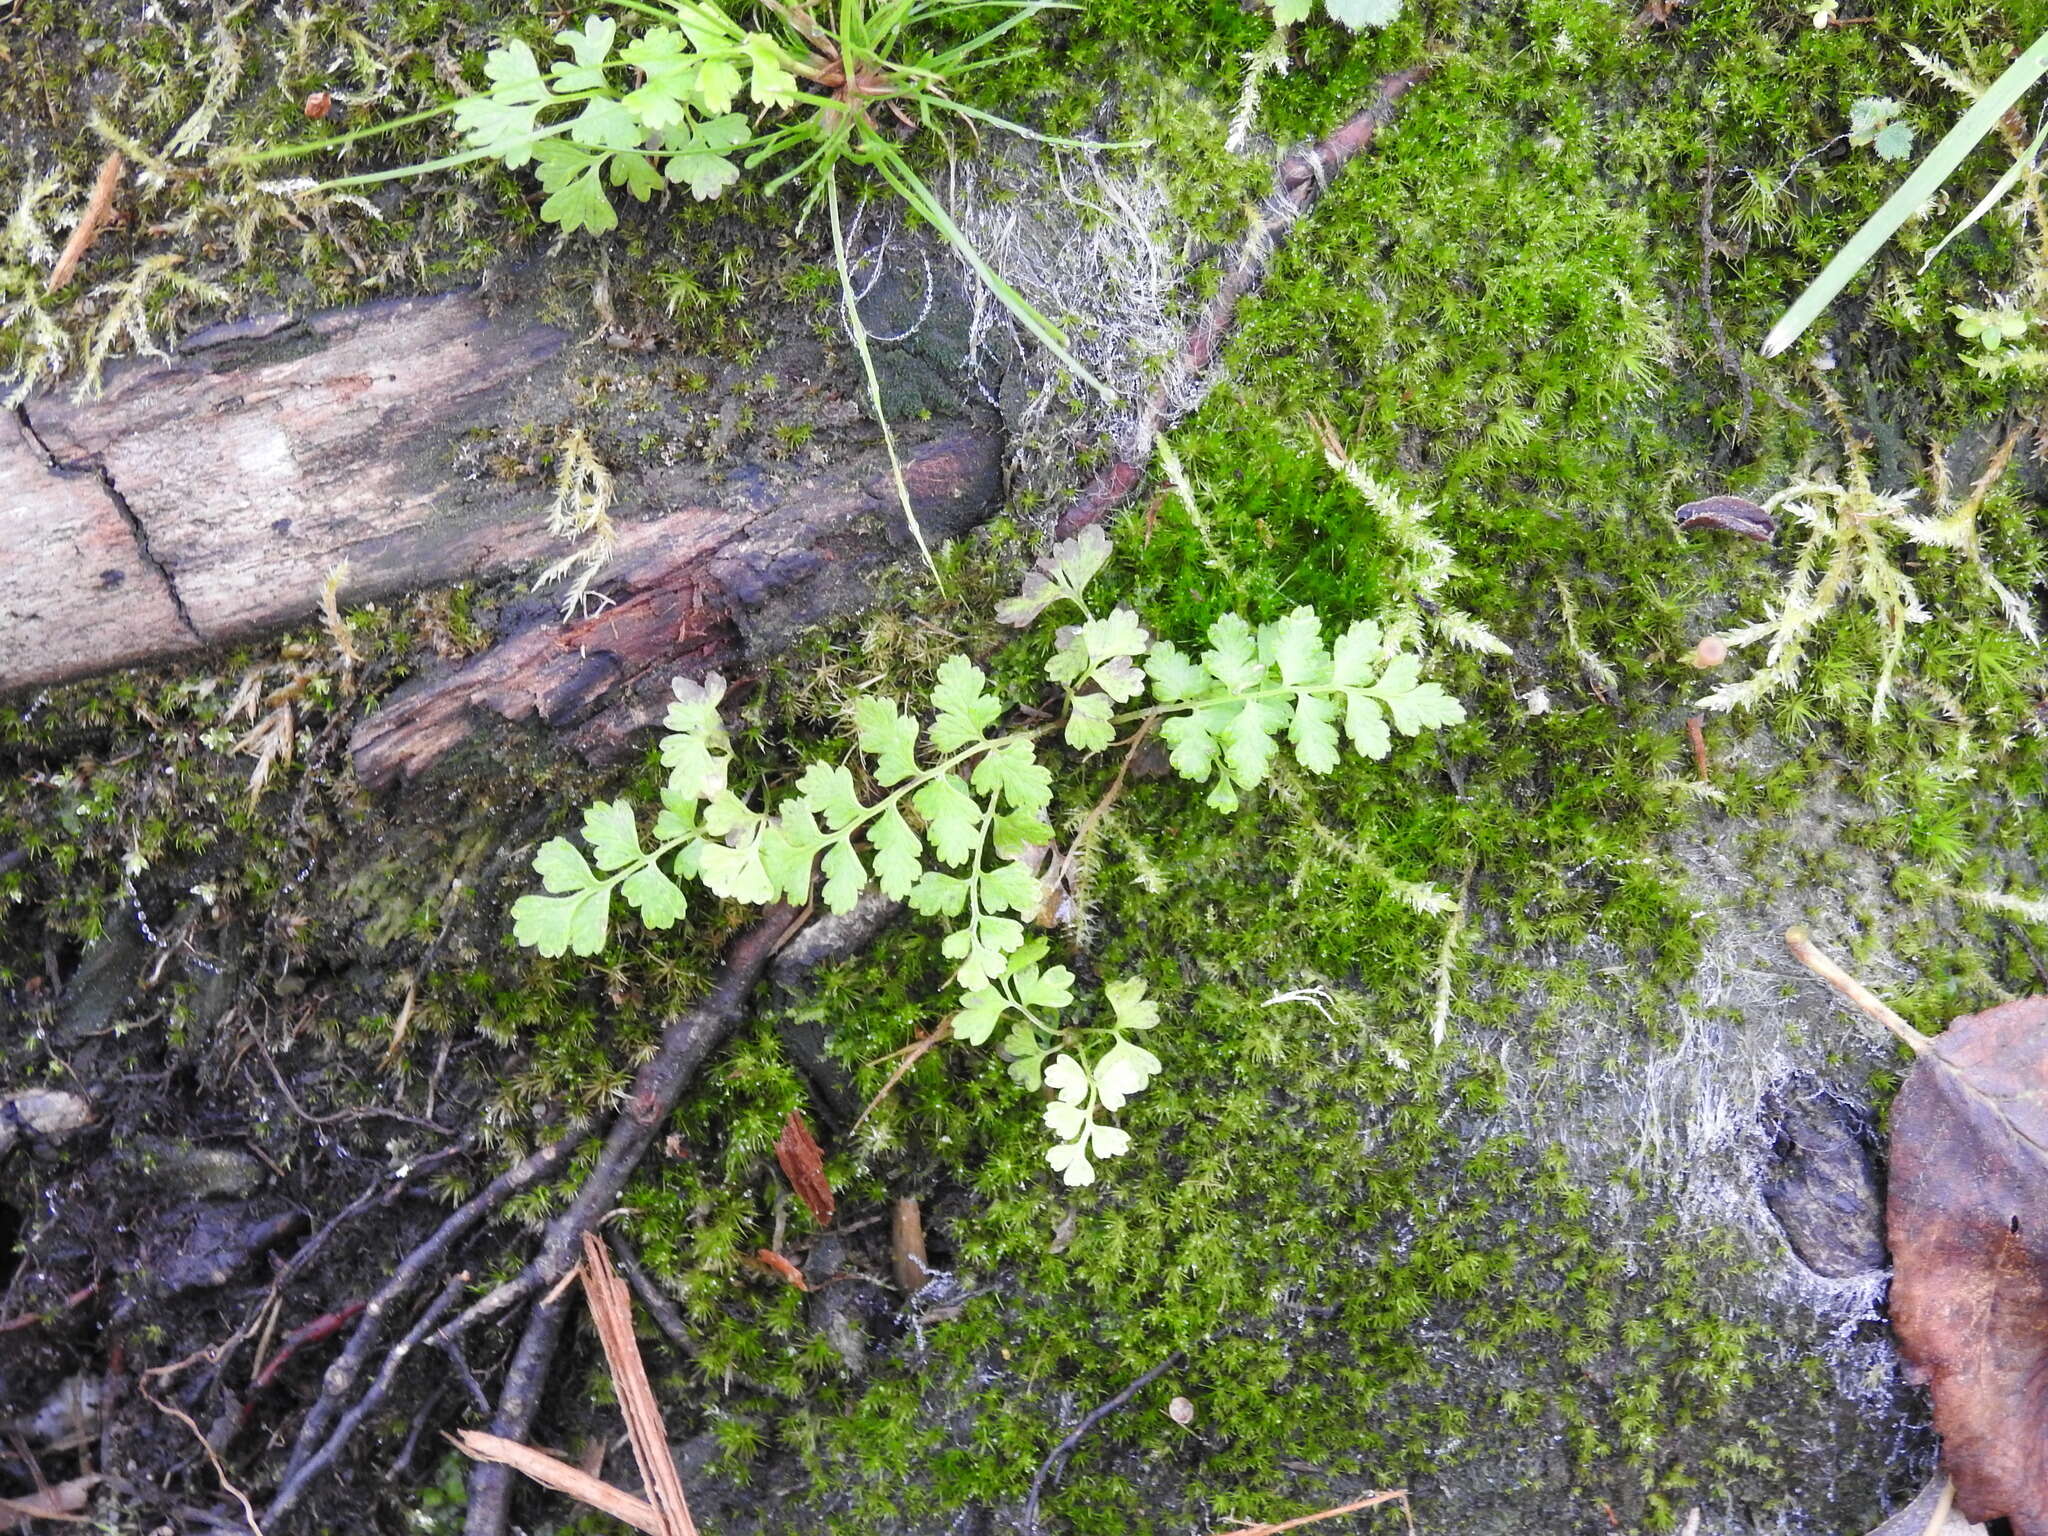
[612,1243,698,1361]
[1023,1352,1183,1535]
[1784,926,1932,1055]
[266,1130,591,1520]
[264,1271,473,1522]
[461,1290,571,1536]
[461,908,801,1536]
[1216,1490,1413,1536]
[1057,66,1431,540]
[435,909,801,1341]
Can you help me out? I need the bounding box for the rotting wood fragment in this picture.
[775,1110,835,1227]
[891,1196,929,1294]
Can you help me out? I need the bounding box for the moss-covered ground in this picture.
[8,0,2048,1531]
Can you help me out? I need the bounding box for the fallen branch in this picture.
[263,1270,474,1524]
[457,907,802,1536]
[1056,65,1431,540]
[264,1131,595,1524]
[1022,1351,1184,1536]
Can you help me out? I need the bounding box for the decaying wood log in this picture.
[5,290,573,691]
[3,272,1001,724]
[348,427,1003,788]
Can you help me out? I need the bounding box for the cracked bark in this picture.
[0,271,1003,735]
[15,402,203,643]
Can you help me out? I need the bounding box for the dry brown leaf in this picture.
[755,1247,809,1290]
[1888,993,2048,1535]
[775,1109,834,1226]
[579,1231,696,1536]
[453,1432,661,1536]
[47,152,123,293]
[1789,930,2048,1532]
[0,1474,99,1523]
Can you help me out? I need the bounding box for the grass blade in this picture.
[828,171,942,582]
[1918,115,2048,273]
[1761,27,2048,358]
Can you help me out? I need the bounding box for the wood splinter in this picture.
[47,151,124,294]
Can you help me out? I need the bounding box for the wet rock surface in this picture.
[1761,1078,1890,1280]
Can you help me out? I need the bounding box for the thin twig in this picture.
[265,1131,591,1522]
[1784,926,1931,1054]
[1696,158,1756,440]
[437,910,803,1340]
[612,1243,699,1361]
[579,1232,696,1536]
[47,151,124,293]
[1057,66,1431,539]
[1217,1490,1413,1536]
[265,1271,472,1522]
[1023,1352,1184,1535]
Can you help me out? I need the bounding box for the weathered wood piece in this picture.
[2,274,1005,783]
[5,290,573,691]
[2,415,198,681]
[349,428,1003,788]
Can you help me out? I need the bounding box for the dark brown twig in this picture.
[1056,66,1431,539]
[459,907,801,1536]
[1022,1352,1184,1535]
[265,1131,591,1522]
[264,1271,473,1523]
[435,908,802,1347]
[612,1243,698,1360]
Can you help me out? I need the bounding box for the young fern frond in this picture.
[512,521,1466,1184]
